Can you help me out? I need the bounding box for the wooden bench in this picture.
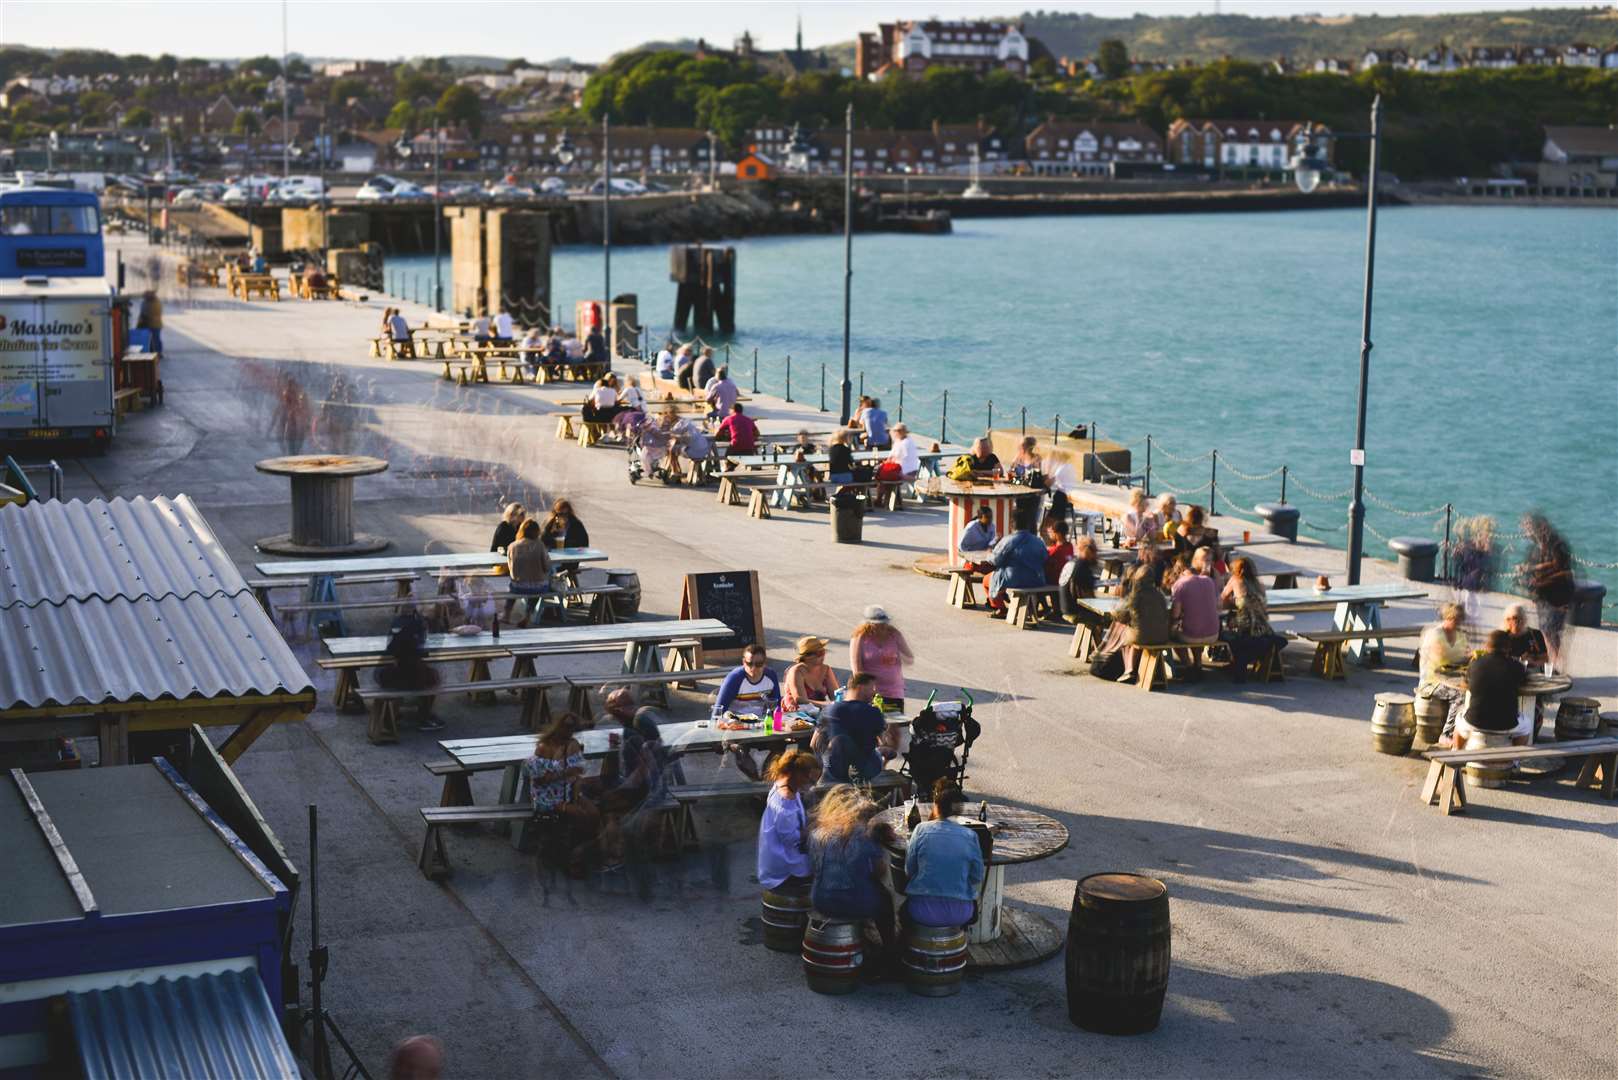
[424,758,514,806]
[114,387,143,417]
[441,356,489,385]
[418,805,532,879]
[577,420,614,448]
[1299,626,1424,680]
[359,673,577,741]
[1419,737,1618,815]
[536,361,608,385]
[562,666,732,719]
[1004,585,1062,629]
[248,570,419,618]
[318,648,510,716]
[946,566,980,610]
[239,274,280,301]
[745,485,795,519]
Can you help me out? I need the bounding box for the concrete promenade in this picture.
[69,239,1618,1078]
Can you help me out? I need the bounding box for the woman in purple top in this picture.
[757,750,821,889]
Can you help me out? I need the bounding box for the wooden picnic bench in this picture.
[418,805,533,879]
[247,570,419,618]
[358,674,573,742]
[1419,736,1618,815]
[1299,626,1425,680]
[237,273,280,301]
[1004,585,1062,630]
[946,566,980,610]
[561,666,732,719]
[425,758,512,806]
[442,356,489,385]
[113,387,144,417]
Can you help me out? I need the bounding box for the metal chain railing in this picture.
[1363,489,1450,517]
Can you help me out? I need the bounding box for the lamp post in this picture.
[1292,95,1381,585]
[601,113,611,348]
[839,103,853,425]
[432,112,442,312]
[554,130,576,326]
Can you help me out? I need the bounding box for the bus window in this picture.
[48,206,99,234]
[2,206,49,235]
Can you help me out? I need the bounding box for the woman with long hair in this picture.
[507,518,553,627]
[1220,556,1274,682]
[809,784,897,970]
[757,750,822,891]
[523,712,593,877]
[491,501,525,554]
[850,606,913,712]
[539,498,589,549]
[903,779,986,929]
[1122,487,1160,546]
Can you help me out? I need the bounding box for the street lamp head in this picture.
[1291,134,1328,194]
[785,122,814,173]
[554,130,576,167]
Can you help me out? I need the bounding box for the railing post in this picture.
[752,348,759,393]
[859,371,864,398]
[820,363,826,412]
[1145,435,1152,498]
[1052,415,1059,448]
[1280,465,1288,504]
[940,390,948,445]
[1209,450,1219,517]
[724,343,731,366]
[1020,406,1026,439]
[897,381,904,422]
[785,355,792,402]
[1089,423,1096,477]
[1443,503,1453,582]
[987,400,993,436]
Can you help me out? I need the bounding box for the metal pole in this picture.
[308,805,329,1080]
[1020,406,1026,439]
[1145,435,1152,497]
[603,114,611,348]
[820,363,826,411]
[858,371,864,398]
[1280,464,1288,504]
[1209,450,1219,518]
[785,355,792,402]
[752,347,758,393]
[1052,415,1059,448]
[986,400,993,435]
[281,0,289,180]
[897,380,904,422]
[1443,503,1453,582]
[1346,94,1382,586]
[940,389,948,444]
[839,103,854,425]
[432,113,442,312]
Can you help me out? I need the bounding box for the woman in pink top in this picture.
[849,604,914,711]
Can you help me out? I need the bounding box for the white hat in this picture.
[863,605,890,624]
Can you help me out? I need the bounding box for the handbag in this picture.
[558,782,600,826]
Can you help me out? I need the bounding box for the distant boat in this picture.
[963,145,988,199]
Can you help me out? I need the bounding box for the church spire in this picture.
[796,12,803,54]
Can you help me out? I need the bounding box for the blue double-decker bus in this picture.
[0,187,105,279]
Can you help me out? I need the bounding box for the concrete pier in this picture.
[53,235,1618,1079]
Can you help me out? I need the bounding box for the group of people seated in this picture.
[518,325,597,372]
[580,372,646,425]
[1417,601,1550,750]
[491,500,591,627]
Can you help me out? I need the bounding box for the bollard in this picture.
[785,355,792,402]
[1256,503,1300,541]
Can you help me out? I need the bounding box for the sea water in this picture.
[393,205,1618,599]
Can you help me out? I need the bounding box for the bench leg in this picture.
[589,593,615,625]
[333,669,364,714]
[1138,651,1163,692]
[468,658,494,705]
[947,575,964,609]
[747,490,770,520]
[1437,764,1465,815]
[1419,760,1445,805]
[1069,623,1094,661]
[519,687,553,733]
[510,654,535,680]
[1575,753,1616,798]
[566,685,590,716]
[440,772,474,807]
[419,825,451,880]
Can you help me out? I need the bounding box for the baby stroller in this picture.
[624,412,674,485]
[902,690,981,795]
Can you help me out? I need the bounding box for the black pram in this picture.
[902,690,981,795]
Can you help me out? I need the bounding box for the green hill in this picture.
[1017,7,1618,63]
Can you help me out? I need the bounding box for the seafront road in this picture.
[67,238,1617,1079]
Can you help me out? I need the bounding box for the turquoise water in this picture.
[394,205,1618,597]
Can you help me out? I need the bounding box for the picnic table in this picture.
[254,547,607,634]
[728,449,956,510]
[253,454,390,556]
[1435,670,1574,746]
[324,617,732,675]
[874,802,1069,970]
[1265,584,1429,663]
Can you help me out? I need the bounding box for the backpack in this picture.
[1089,648,1124,680]
[947,455,976,481]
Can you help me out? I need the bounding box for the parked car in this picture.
[485,181,534,203]
[536,176,568,195]
[586,177,648,195]
[265,175,326,206]
[389,179,431,202]
[355,174,400,202]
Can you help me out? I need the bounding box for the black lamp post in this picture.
[432,112,442,312]
[554,130,577,328]
[602,113,611,350]
[1293,94,1381,585]
[839,103,854,425]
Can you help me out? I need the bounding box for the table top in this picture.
[727,449,952,469]
[1436,670,1573,697]
[919,478,1035,499]
[254,547,605,577]
[443,712,909,767]
[1266,584,1428,608]
[325,617,732,659]
[254,454,389,478]
[873,803,1068,866]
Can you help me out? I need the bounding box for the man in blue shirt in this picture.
[957,504,998,571]
[861,398,890,451]
[986,503,1047,619]
[819,673,887,783]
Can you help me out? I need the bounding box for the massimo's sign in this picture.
[0,300,108,387]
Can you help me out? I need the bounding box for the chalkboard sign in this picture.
[680,570,764,665]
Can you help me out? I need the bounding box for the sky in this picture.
[0,0,1607,64]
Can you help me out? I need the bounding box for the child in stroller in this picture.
[902,690,981,796]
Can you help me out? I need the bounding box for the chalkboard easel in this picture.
[679,570,764,666]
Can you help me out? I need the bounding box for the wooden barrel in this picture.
[1555,697,1600,742]
[604,568,642,619]
[802,914,862,995]
[761,884,811,953]
[1412,692,1450,745]
[1371,693,1416,756]
[1462,731,1513,788]
[1066,873,1171,1035]
[903,921,969,998]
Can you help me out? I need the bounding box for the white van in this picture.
[267,175,326,205]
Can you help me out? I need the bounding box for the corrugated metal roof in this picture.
[0,591,314,710]
[68,969,300,1080]
[0,494,249,610]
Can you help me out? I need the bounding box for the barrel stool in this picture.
[761,884,812,953]
[902,922,969,998]
[802,913,863,995]
[1462,731,1513,788]
[1370,693,1417,756]
[1412,692,1450,745]
[1554,698,1601,742]
[1066,873,1171,1035]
